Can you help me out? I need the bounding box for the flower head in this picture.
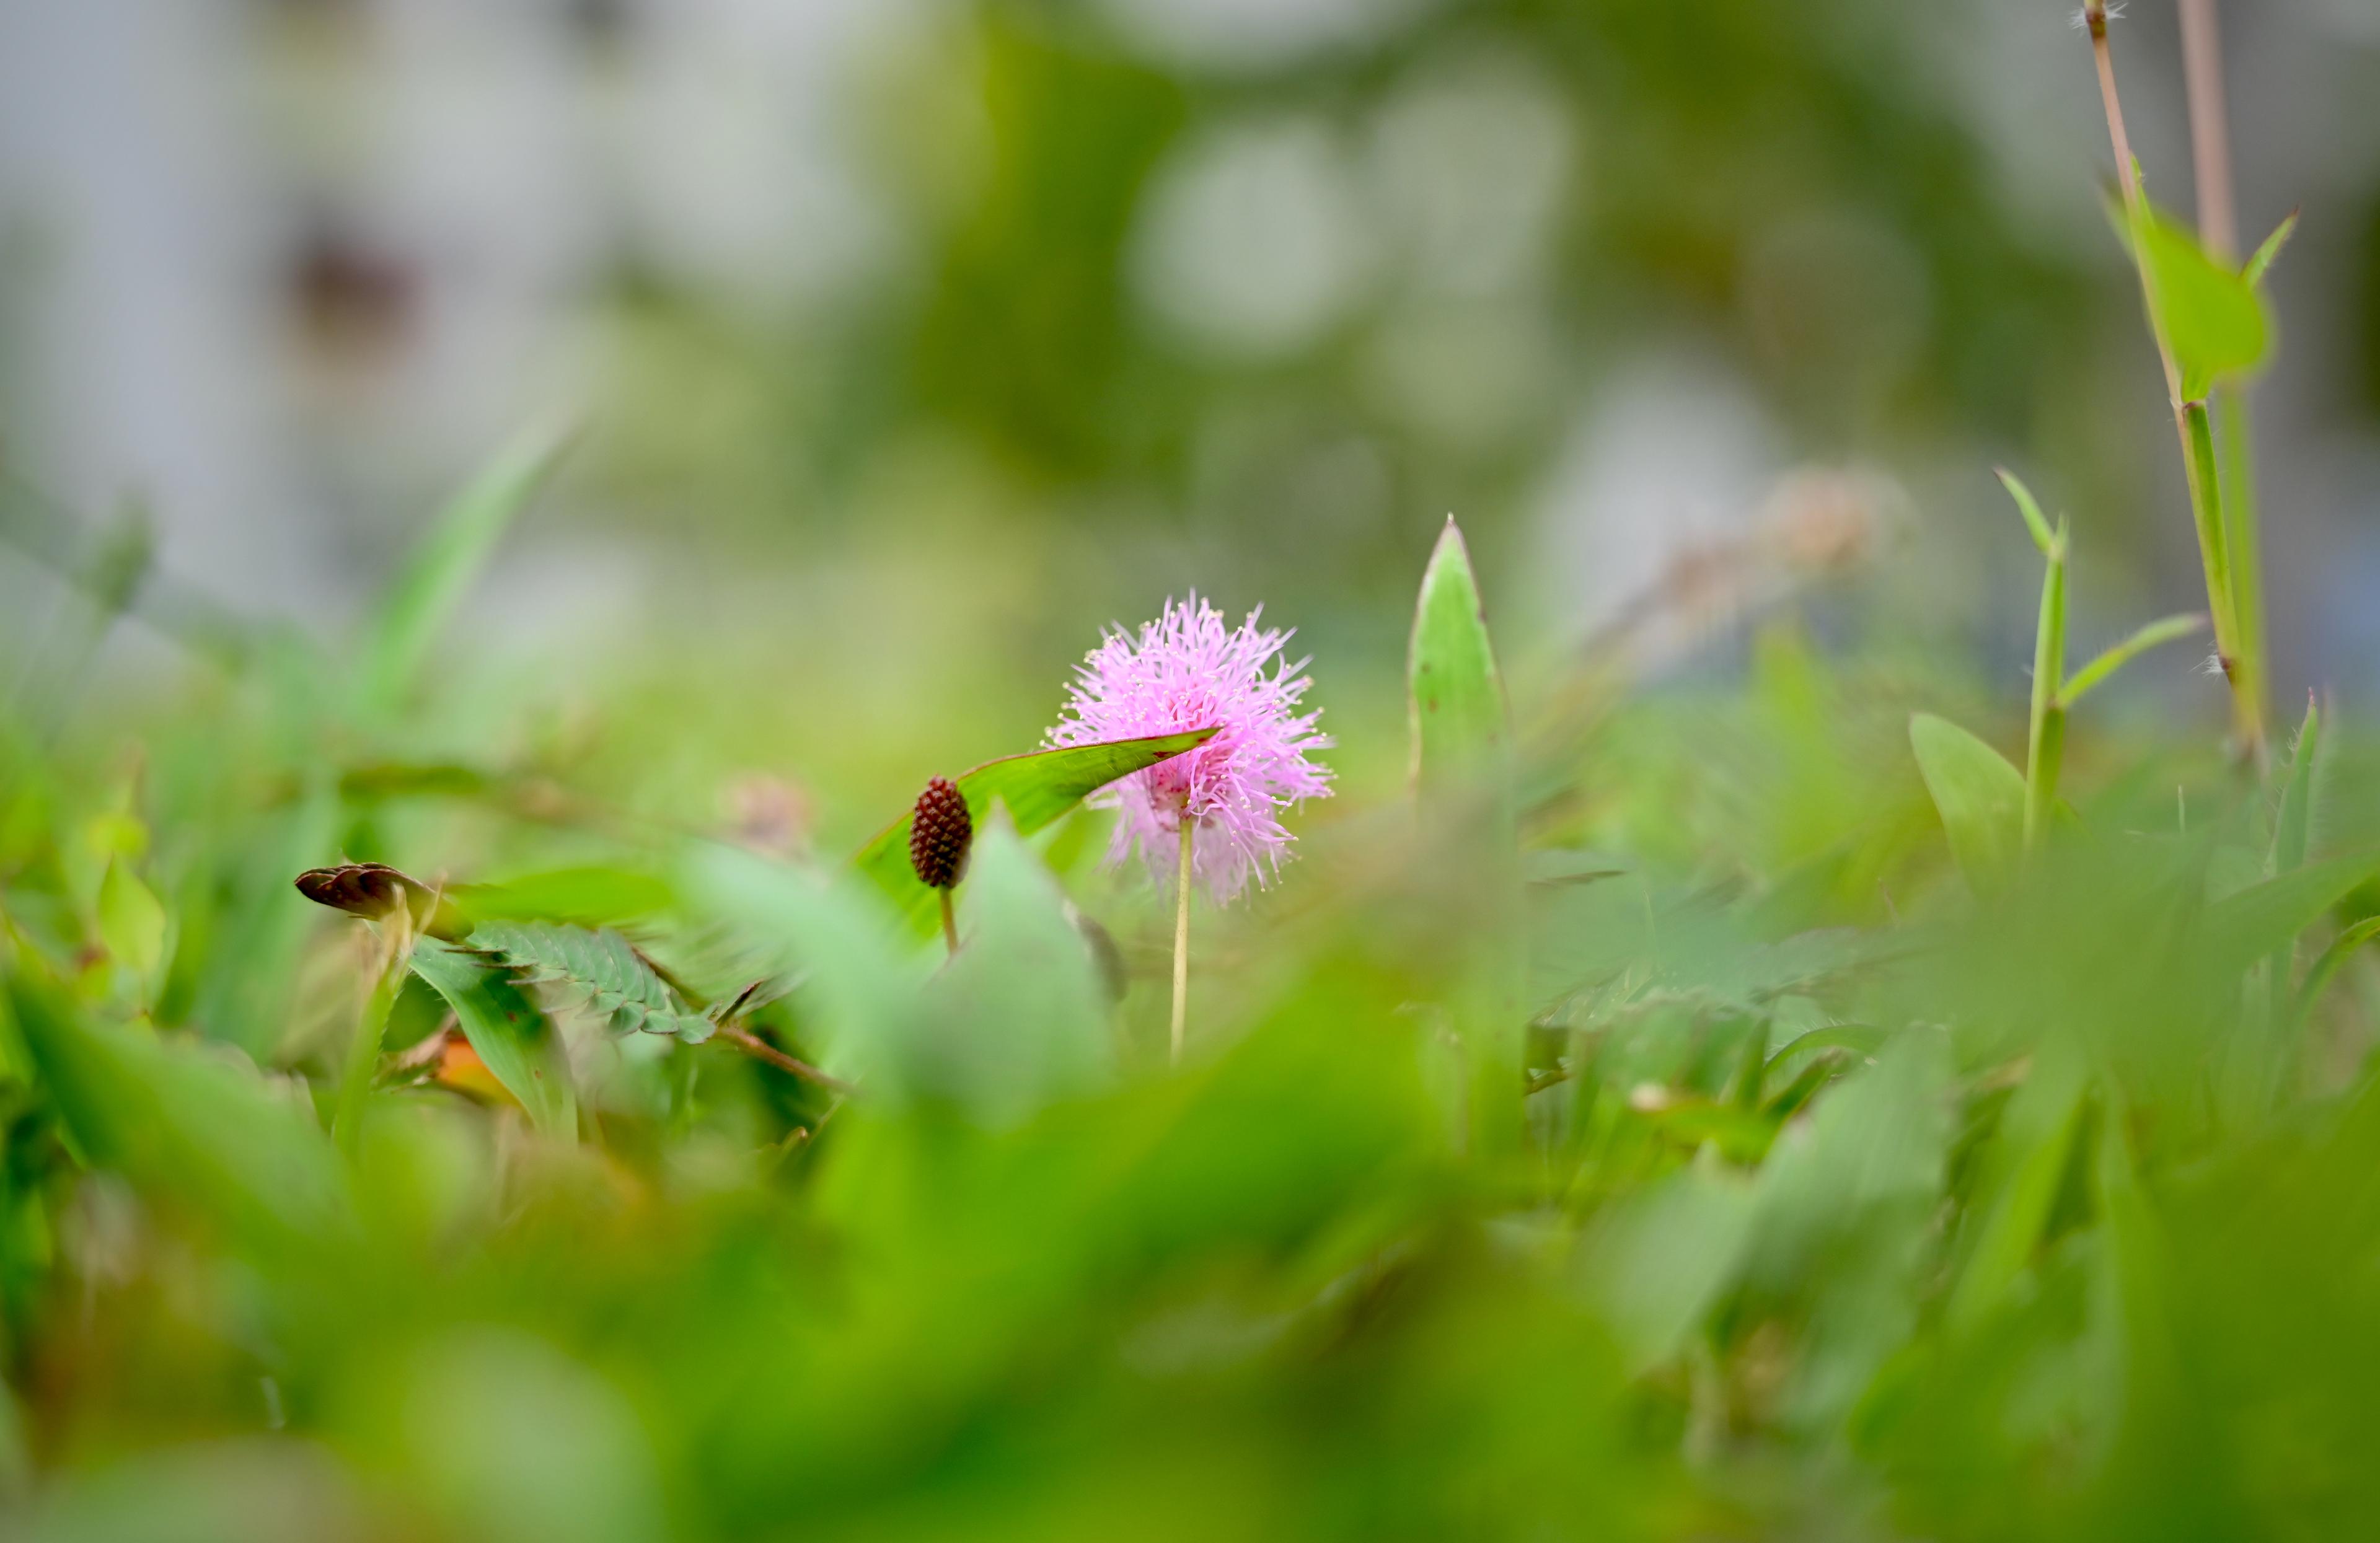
[1047,594,1333,903]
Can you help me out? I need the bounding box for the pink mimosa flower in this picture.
[1047,595,1333,903]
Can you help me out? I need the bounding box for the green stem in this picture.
[1171,817,1194,1065]
[2216,388,2267,750]
[938,889,958,957]
[2179,399,2259,749]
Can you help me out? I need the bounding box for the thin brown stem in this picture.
[715,1024,855,1094]
[2177,0,2237,262]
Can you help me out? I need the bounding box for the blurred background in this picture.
[4,0,2380,824]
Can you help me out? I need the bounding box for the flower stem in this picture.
[1171,817,1193,1065]
[938,889,958,957]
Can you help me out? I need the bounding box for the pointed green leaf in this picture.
[1994,468,2057,558]
[2056,613,2207,708]
[1910,714,2027,885]
[1408,517,1511,796]
[2243,210,2299,289]
[408,937,578,1138]
[2272,694,2322,876]
[363,418,575,712]
[852,729,1216,936]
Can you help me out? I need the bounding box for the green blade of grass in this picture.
[1994,468,2057,558]
[2056,613,2207,708]
[362,418,575,714]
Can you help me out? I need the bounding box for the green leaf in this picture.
[466,921,715,1044]
[2056,613,2207,708]
[362,419,574,713]
[2242,210,2299,288]
[1994,468,2057,558]
[5,965,351,1251]
[1581,1156,1759,1372]
[2023,513,2068,849]
[1910,714,2027,886]
[1945,1047,2087,1334]
[912,813,1113,1125]
[2200,847,2380,983]
[2128,203,2272,398]
[1408,516,1511,797]
[2293,916,2380,1030]
[408,937,578,1138]
[852,729,1217,936]
[97,857,167,993]
[2271,694,2323,876]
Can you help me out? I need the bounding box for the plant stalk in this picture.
[2084,4,2265,757]
[1171,817,1194,1065]
[938,889,958,957]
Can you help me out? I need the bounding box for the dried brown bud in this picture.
[907,777,972,889]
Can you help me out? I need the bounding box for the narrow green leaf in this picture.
[362,419,575,713]
[2271,694,2322,876]
[1946,1048,2087,1334]
[2242,209,2299,288]
[2024,519,2068,850]
[1994,468,2057,558]
[408,937,578,1138]
[2056,613,2207,708]
[2293,916,2380,1030]
[1910,714,2027,886]
[2200,847,2380,983]
[852,729,1217,936]
[1408,516,1511,796]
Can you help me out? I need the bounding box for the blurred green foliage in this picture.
[1,448,2378,1542]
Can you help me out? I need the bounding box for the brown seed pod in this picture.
[293,861,457,934]
[907,777,972,889]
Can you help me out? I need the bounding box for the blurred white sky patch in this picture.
[1530,353,1784,651]
[1130,116,1377,361]
[1364,45,1574,301]
[1096,0,1443,73]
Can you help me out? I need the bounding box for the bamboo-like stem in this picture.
[1170,817,1194,1065]
[938,889,958,957]
[2083,3,2265,756]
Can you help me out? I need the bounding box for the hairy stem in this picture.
[1171,817,1194,1065]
